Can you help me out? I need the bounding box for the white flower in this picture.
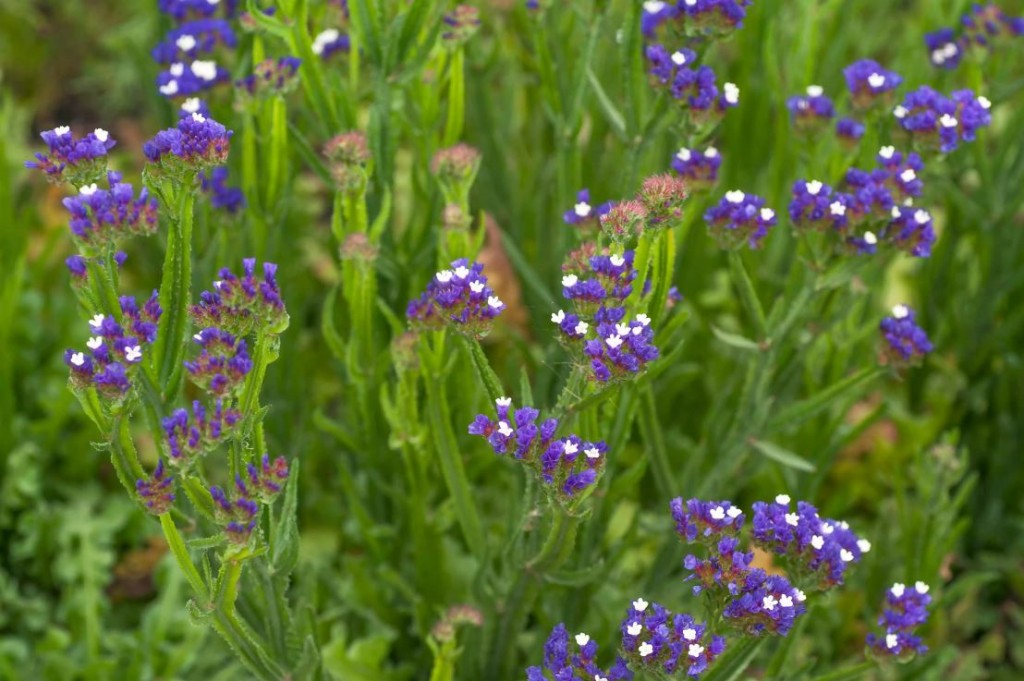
[867,73,886,88]
[840,549,854,562]
[454,266,470,279]
[894,105,908,119]
[170,62,185,77]
[497,421,514,437]
[795,589,807,602]
[709,506,726,520]
[632,598,649,612]
[70,352,86,367]
[605,335,623,349]
[705,146,719,157]
[552,310,566,324]
[496,396,512,407]
[830,201,847,217]
[93,128,109,143]
[79,184,98,196]
[780,594,794,608]
[688,643,704,658]
[610,254,625,267]
[193,333,203,341]
[886,633,899,649]
[806,180,824,195]
[811,535,825,550]
[940,114,958,128]
[564,440,579,455]
[436,270,454,283]
[595,676,608,681]
[676,148,692,162]
[584,447,600,459]
[727,507,742,518]
[125,346,143,363]
[312,29,341,55]
[821,521,834,534]
[807,85,824,97]
[636,313,651,327]
[879,145,896,160]
[643,0,667,11]
[470,281,485,293]
[181,98,201,113]
[626,621,643,636]
[574,201,592,218]
[891,582,906,597]
[487,296,504,309]
[213,280,224,290]
[891,304,909,319]
[87,336,103,350]
[575,633,590,647]
[191,112,207,123]
[89,314,105,330]
[978,95,992,110]
[891,205,902,219]
[858,539,872,553]
[681,627,697,641]
[176,34,197,51]
[762,595,778,611]
[53,125,71,136]
[914,209,930,224]
[915,581,930,594]
[562,274,578,288]
[638,642,654,657]
[671,51,689,66]
[785,513,799,527]
[159,81,180,96]
[191,60,218,81]
[775,494,790,505]
[864,231,878,245]
[615,323,631,337]
[574,321,589,335]
[725,190,745,204]
[684,0,697,5]
[900,169,917,183]
[760,208,775,221]
[723,82,740,105]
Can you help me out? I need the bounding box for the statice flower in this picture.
[64,295,161,401]
[157,60,231,98]
[879,304,933,367]
[178,97,212,119]
[406,259,504,338]
[619,600,725,677]
[200,167,246,213]
[442,5,481,46]
[184,328,253,396]
[62,171,159,252]
[884,205,936,257]
[325,130,372,194]
[925,28,963,69]
[786,85,835,133]
[645,45,738,123]
[600,201,650,243]
[210,478,260,545]
[679,0,754,33]
[866,582,931,659]
[151,19,237,63]
[750,495,871,588]
[704,190,777,249]
[143,112,232,178]
[236,56,302,99]
[843,59,902,109]
[243,454,290,502]
[637,174,688,229]
[158,0,238,21]
[962,3,1024,46]
[722,569,807,636]
[191,258,289,336]
[671,497,745,544]
[582,308,660,382]
[563,188,614,228]
[25,126,115,186]
[671,146,721,191]
[526,623,633,681]
[469,398,607,504]
[894,86,992,152]
[66,255,89,287]
[683,536,755,596]
[311,29,350,58]
[835,117,866,146]
[136,460,175,515]
[163,399,242,465]
[788,179,841,232]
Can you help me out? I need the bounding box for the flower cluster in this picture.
[236,56,302,99]
[157,59,231,98]
[637,174,688,229]
[645,44,739,123]
[925,28,963,69]
[151,19,237,64]
[786,85,835,133]
[866,582,932,659]
[324,130,372,194]
[468,397,606,504]
[750,495,871,588]
[927,3,1022,70]
[526,624,632,681]
[143,112,233,177]
[683,536,756,597]
[243,454,290,502]
[894,86,992,153]
[191,258,289,336]
[704,190,777,249]
[641,0,755,37]
[64,294,161,400]
[178,97,212,119]
[200,167,246,214]
[563,188,614,228]
[879,304,933,368]
[442,5,481,46]
[619,599,726,677]
[843,59,902,109]
[406,260,504,338]
[25,126,116,186]
[836,118,866,146]
[312,29,350,59]
[62,171,159,252]
[671,497,745,544]
[184,328,253,396]
[136,460,176,515]
[671,146,721,191]
[722,569,807,636]
[163,399,242,465]
[158,0,238,21]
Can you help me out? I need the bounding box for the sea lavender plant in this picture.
[671,146,721,191]
[163,399,242,466]
[151,19,238,63]
[184,327,253,396]
[879,304,933,368]
[619,600,726,677]
[563,188,614,228]
[236,56,302,99]
[143,112,233,180]
[136,459,176,515]
[157,59,232,98]
[25,126,115,185]
[200,167,246,213]
[786,85,836,133]
[62,171,159,252]
[866,582,932,660]
[407,260,505,338]
[894,86,992,152]
[190,258,289,336]
[311,28,350,58]
[704,190,777,249]
[844,59,902,109]
[526,624,633,681]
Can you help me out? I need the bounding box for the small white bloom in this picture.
[780,594,794,608]
[574,201,592,218]
[795,589,807,602]
[760,208,775,221]
[87,336,103,350]
[610,254,625,267]
[688,643,704,658]
[631,326,642,336]
[193,333,203,341]
[636,313,651,327]
[89,314,105,330]
[676,148,692,162]
[684,0,697,5]
[626,621,643,636]
[552,310,566,324]
[940,114,958,128]
[454,266,470,279]
[643,0,667,12]
[638,642,654,657]
[864,231,878,245]
[705,146,719,157]
[191,60,218,81]
[191,112,206,123]
[682,628,697,641]
[595,676,608,681]
[170,62,185,77]
[125,346,143,363]
[208,0,220,5]
[879,145,896,159]
[891,206,902,219]
[867,72,886,88]
[312,29,341,56]
[671,51,688,66]
[891,582,906,597]
[840,549,854,562]
[725,190,745,204]
[181,97,201,113]
[894,105,908,119]
[470,281,485,293]
[886,633,899,649]
[762,595,778,611]
[488,295,504,309]
[892,304,909,319]
[811,535,825,550]
[830,201,847,217]
[821,521,835,534]
[858,539,872,553]
[806,85,824,97]
[564,440,579,455]
[176,34,197,51]
[562,274,578,288]
[93,128,109,143]
[615,323,631,337]
[496,396,512,407]
[785,513,799,527]
[606,335,623,349]
[79,184,98,196]
[54,125,71,136]
[709,506,726,520]
[585,447,600,459]
[914,209,931,224]
[931,50,947,66]
[497,421,514,437]
[633,598,649,612]
[915,581,930,594]
[978,95,992,110]
[159,81,180,96]
[723,82,740,105]
[900,169,917,183]
[806,180,824,195]
[70,352,86,367]
[775,494,791,505]
[574,321,589,335]
[213,280,223,290]
[727,506,742,518]
[436,270,454,283]
[575,633,590,647]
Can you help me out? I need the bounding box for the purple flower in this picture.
[157,60,231,98]
[962,3,1024,46]
[619,600,726,677]
[177,97,212,119]
[527,623,633,681]
[200,167,246,214]
[191,258,288,336]
[163,399,242,465]
[406,259,505,338]
[236,56,302,98]
[788,179,840,232]
[184,328,253,396]
[866,582,931,659]
[879,304,933,367]
[843,59,902,108]
[312,29,351,59]
[925,28,963,69]
[679,0,754,33]
[671,497,745,544]
[62,171,159,251]
[25,126,115,186]
[244,454,290,501]
[704,190,777,249]
[786,85,835,132]
[152,19,237,63]
[683,535,755,596]
[210,475,262,545]
[136,459,175,515]
[641,1,677,37]
[883,205,935,257]
[836,117,865,145]
[143,112,232,175]
[722,569,807,636]
[894,86,992,152]
[158,0,238,21]
[563,188,614,227]
[66,255,88,284]
[671,146,721,191]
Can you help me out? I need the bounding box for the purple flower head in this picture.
[120,291,163,344]
[581,308,659,383]
[786,85,835,133]
[237,56,302,99]
[192,258,288,336]
[143,112,232,178]
[66,255,89,285]
[679,0,754,33]
[407,260,504,339]
[312,29,351,59]
[158,0,239,21]
[671,146,721,192]
[184,328,253,396]
[670,64,740,123]
[671,497,745,544]
[925,28,963,69]
[882,205,935,257]
[563,188,614,228]
[200,167,246,214]
[879,304,933,367]
[62,171,159,252]
[704,190,777,249]
[245,454,290,502]
[835,117,866,146]
[683,535,755,596]
[25,126,115,186]
[136,459,175,515]
[177,97,212,119]
[962,3,1024,46]
[157,59,231,98]
[894,86,992,153]
[843,59,902,109]
[866,581,932,659]
[152,19,237,63]
[163,399,242,467]
[442,5,481,46]
[641,1,677,37]
[210,478,261,545]
[788,179,842,232]
[619,599,726,677]
[723,570,807,636]
[526,623,633,681]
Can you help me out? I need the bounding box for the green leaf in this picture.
[749,439,816,472]
[701,637,766,681]
[711,325,761,352]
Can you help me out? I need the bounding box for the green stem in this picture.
[459,335,504,404]
[159,513,208,599]
[156,188,195,399]
[728,251,768,341]
[443,48,466,146]
[637,385,675,500]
